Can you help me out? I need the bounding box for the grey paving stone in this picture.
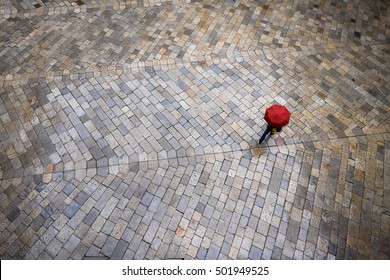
[269,168,283,192]
[144,220,160,244]
[140,192,154,207]
[195,202,206,214]
[100,197,119,219]
[101,236,119,258]
[102,220,115,235]
[30,215,46,231]
[83,208,100,226]
[70,243,89,260]
[63,202,81,219]
[112,240,129,260]
[75,192,89,205]
[177,195,190,213]
[64,235,81,254]
[220,242,231,256]
[68,212,86,230]
[63,183,76,196]
[56,225,74,244]
[271,247,283,260]
[46,238,63,258]
[262,248,273,260]
[197,247,208,260]
[249,245,263,260]
[206,244,220,260]
[286,220,300,243]
[55,248,71,260]
[24,240,46,260]
[134,241,149,260]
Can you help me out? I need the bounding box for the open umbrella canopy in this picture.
[264,104,291,129]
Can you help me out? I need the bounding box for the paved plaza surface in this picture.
[0,0,389,260]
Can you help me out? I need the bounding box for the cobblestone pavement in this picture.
[0,0,389,260]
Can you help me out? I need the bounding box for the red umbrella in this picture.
[264,104,291,129]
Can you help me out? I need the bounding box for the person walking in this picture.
[259,104,290,144]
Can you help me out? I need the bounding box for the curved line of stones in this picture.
[1,40,388,82]
[1,130,388,235]
[1,45,389,179]
[1,131,389,182]
[0,0,385,55]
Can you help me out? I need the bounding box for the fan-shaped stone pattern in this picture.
[1,135,389,259]
[0,0,389,260]
[1,0,389,75]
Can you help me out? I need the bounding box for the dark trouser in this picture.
[259,125,282,144]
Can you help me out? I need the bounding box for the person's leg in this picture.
[259,125,272,144]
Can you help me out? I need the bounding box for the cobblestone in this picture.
[1,0,389,260]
